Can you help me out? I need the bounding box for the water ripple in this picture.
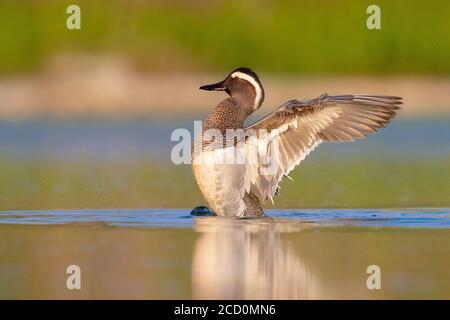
[0,208,449,228]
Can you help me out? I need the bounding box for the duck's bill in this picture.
[199,80,226,91]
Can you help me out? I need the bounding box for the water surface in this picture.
[0,209,449,299]
[0,208,449,228]
[1,118,449,160]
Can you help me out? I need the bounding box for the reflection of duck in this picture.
[191,217,323,299]
[193,67,402,217]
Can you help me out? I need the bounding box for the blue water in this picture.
[0,208,449,228]
[1,119,448,228]
[0,118,449,160]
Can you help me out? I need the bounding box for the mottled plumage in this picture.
[193,68,402,217]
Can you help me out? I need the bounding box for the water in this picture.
[0,118,449,160]
[0,119,449,298]
[1,209,449,299]
[0,208,449,228]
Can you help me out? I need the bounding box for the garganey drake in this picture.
[192,67,402,217]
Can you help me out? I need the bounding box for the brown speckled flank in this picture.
[193,67,402,217]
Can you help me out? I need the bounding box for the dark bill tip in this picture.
[199,80,226,91]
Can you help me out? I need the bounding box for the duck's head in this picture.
[200,67,265,112]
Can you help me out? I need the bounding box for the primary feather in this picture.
[242,94,402,202]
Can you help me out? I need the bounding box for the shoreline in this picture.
[0,60,449,120]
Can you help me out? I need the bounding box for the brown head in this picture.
[200,67,265,115]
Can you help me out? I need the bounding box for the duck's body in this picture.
[193,68,402,217]
[192,97,264,216]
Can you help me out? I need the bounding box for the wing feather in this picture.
[243,94,402,201]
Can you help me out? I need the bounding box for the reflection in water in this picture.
[192,217,321,299]
[1,212,449,299]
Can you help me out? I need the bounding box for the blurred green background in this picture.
[1,157,448,210]
[0,0,448,210]
[0,0,449,75]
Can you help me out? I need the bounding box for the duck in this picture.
[192,67,402,217]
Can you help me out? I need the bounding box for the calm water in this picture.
[1,118,449,160]
[1,119,449,299]
[0,209,449,299]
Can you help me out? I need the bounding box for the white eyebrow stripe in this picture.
[231,71,263,110]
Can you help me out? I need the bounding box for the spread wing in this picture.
[243,94,402,202]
